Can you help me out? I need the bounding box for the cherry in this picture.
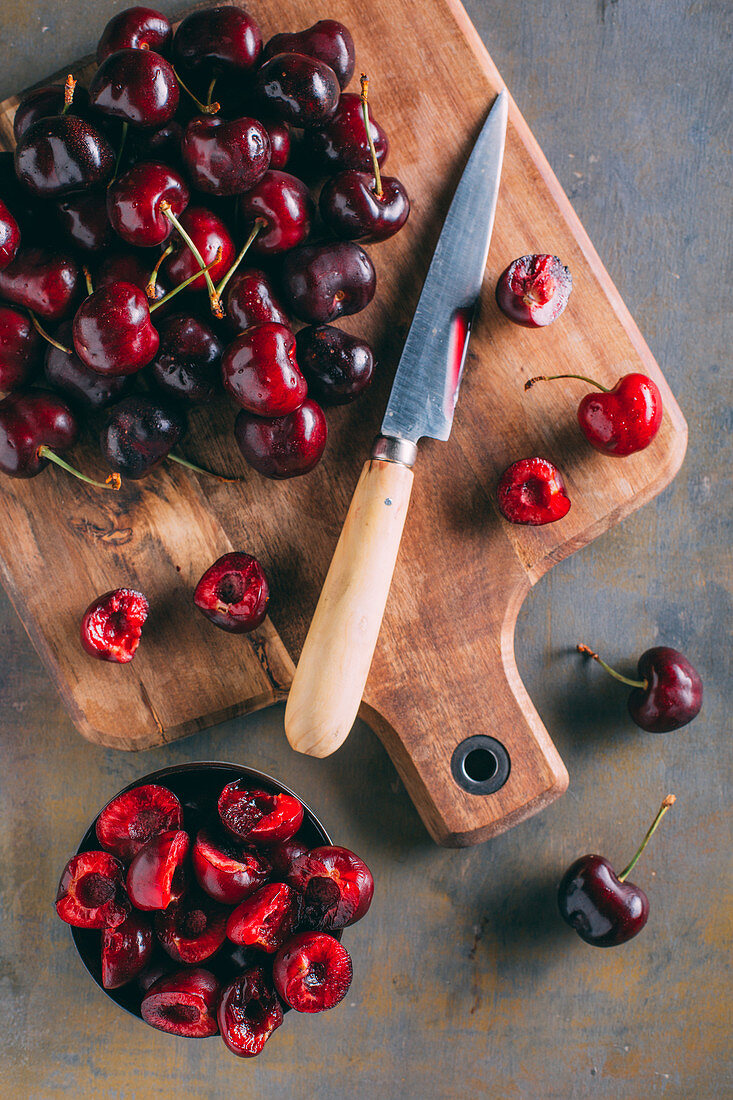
[558,795,675,946]
[73,282,160,376]
[192,828,271,905]
[181,115,270,196]
[161,206,234,292]
[496,456,571,525]
[96,783,183,861]
[238,170,313,255]
[218,782,304,845]
[218,967,283,1058]
[44,322,130,409]
[223,268,289,333]
[0,199,21,270]
[56,850,131,928]
[96,249,167,304]
[97,6,172,64]
[12,79,91,141]
[295,325,374,405]
[150,312,223,404]
[15,116,114,197]
[255,53,340,128]
[100,394,185,478]
[0,152,55,241]
[222,322,307,417]
[287,845,374,930]
[154,889,229,964]
[193,552,269,633]
[141,967,220,1037]
[262,20,355,90]
[107,162,189,247]
[269,837,309,878]
[89,49,179,129]
[306,91,388,173]
[263,119,291,169]
[0,305,43,391]
[101,911,154,988]
[235,397,327,479]
[0,246,79,320]
[273,931,352,1013]
[280,242,376,323]
[172,6,262,77]
[576,644,703,732]
[226,883,301,953]
[80,588,149,663]
[55,191,114,253]
[126,829,190,910]
[496,254,572,327]
[124,119,183,169]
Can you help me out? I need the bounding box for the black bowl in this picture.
[69,761,333,1023]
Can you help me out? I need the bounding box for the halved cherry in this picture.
[126,829,189,910]
[154,889,228,963]
[218,782,304,845]
[96,783,183,862]
[287,845,374,929]
[141,967,220,1037]
[193,552,269,634]
[192,827,271,904]
[80,588,149,664]
[56,850,130,929]
[101,910,153,988]
[218,967,283,1058]
[273,931,352,1013]
[269,837,309,879]
[226,883,300,953]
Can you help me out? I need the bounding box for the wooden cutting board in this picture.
[0,0,686,846]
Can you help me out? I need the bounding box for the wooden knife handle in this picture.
[285,456,414,757]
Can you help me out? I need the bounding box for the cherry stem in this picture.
[360,73,384,200]
[174,69,220,115]
[576,643,647,690]
[62,74,76,113]
[215,218,266,297]
[39,446,121,491]
[146,243,174,299]
[160,200,224,318]
[28,311,72,354]
[83,266,94,296]
[206,76,217,108]
[525,374,610,393]
[112,121,128,182]
[618,795,676,882]
[168,453,244,483]
[149,248,223,313]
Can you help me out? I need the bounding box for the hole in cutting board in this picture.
[451,735,510,796]
[463,748,498,782]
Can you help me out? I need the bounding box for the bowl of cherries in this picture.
[55,761,374,1057]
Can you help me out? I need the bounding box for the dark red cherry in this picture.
[80,588,149,663]
[191,828,270,904]
[263,119,290,169]
[218,967,283,1057]
[172,5,262,75]
[89,49,179,129]
[126,829,190,911]
[100,394,186,479]
[255,53,340,128]
[496,254,573,327]
[238,170,313,255]
[295,325,374,405]
[306,92,388,172]
[0,305,42,391]
[154,889,228,964]
[56,850,131,929]
[73,282,159,376]
[235,397,327,479]
[150,312,223,404]
[97,6,172,63]
[124,120,184,169]
[44,322,131,409]
[497,456,571,526]
[55,190,114,253]
[287,845,374,929]
[95,249,168,309]
[0,152,54,241]
[0,199,21,270]
[107,162,189,248]
[0,246,79,320]
[222,322,306,416]
[193,552,269,634]
[181,115,270,196]
[320,169,410,242]
[102,911,154,988]
[262,20,355,90]
[273,931,352,1013]
[12,81,91,142]
[280,241,376,323]
[14,116,114,198]
[0,391,77,478]
[141,967,220,1037]
[217,782,304,845]
[162,206,234,291]
[223,268,289,333]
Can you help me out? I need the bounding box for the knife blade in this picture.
[285,91,508,759]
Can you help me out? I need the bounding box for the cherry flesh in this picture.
[497,456,571,525]
[126,829,190,910]
[226,883,301,953]
[107,162,189,248]
[496,254,572,327]
[223,268,289,333]
[558,795,675,946]
[96,783,183,861]
[181,115,270,196]
[162,206,234,291]
[150,312,223,404]
[193,552,269,634]
[55,191,114,253]
[255,53,340,128]
[141,967,220,1037]
[287,845,374,930]
[262,20,355,90]
[44,321,130,409]
[73,282,160,376]
[100,395,186,479]
[0,199,21,270]
[56,850,131,928]
[273,931,352,1013]
[222,322,307,417]
[12,82,91,142]
[154,890,229,963]
[97,6,172,64]
[281,241,376,323]
[0,305,42,391]
[14,116,114,197]
[173,6,262,76]
[238,170,313,255]
[218,782,304,845]
[89,49,179,129]
[80,588,150,663]
[320,169,410,242]
[192,828,271,905]
[101,911,154,988]
[218,967,283,1057]
[0,246,79,320]
[235,397,327,479]
[295,324,374,404]
[307,92,388,173]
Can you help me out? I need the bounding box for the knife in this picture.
[285,91,509,759]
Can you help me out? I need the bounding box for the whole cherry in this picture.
[12,78,91,141]
[280,241,376,323]
[97,6,172,63]
[55,191,114,253]
[0,305,43,391]
[255,53,340,128]
[0,246,79,321]
[106,162,189,248]
[497,456,571,525]
[235,397,327,479]
[0,198,21,270]
[73,281,160,376]
[172,5,262,78]
[100,394,186,478]
[496,254,572,327]
[558,795,675,946]
[238,170,313,255]
[222,322,307,417]
[263,119,291,169]
[89,49,179,129]
[218,967,283,1058]
[14,115,114,197]
[44,322,131,409]
[306,91,389,173]
[223,268,289,333]
[262,20,355,89]
[150,312,223,404]
[181,115,270,196]
[295,325,374,404]
[161,206,234,292]
[193,552,269,634]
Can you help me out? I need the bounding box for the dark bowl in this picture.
[68,760,333,1023]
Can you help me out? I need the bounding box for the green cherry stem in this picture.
[576,644,648,690]
[62,74,76,114]
[174,69,220,115]
[618,795,676,882]
[360,72,384,199]
[82,266,94,296]
[146,243,174,299]
[168,453,244,483]
[28,311,72,355]
[206,76,218,108]
[149,247,223,313]
[215,218,266,298]
[39,446,121,491]
[525,373,610,393]
[160,200,224,318]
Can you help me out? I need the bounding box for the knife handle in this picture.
[285,447,415,758]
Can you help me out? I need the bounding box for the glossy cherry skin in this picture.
[0,391,78,478]
[154,889,229,964]
[295,325,374,404]
[172,5,262,75]
[162,206,234,291]
[307,92,389,172]
[255,53,340,128]
[235,397,327,479]
[73,282,159,376]
[125,120,184,170]
[55,190,114,253]
[263,119,291,169]
[628,646,703,732]
[44,322,130,409]
[55,850,131,929]
[218,967,283,1057]
[181,115,270,196]
[150,313,223,404]
[273,931,352,1013]
[193,552,269,633]
[141,967,220,1037]
[96,783,183,862]
[192,828,270,905]
[578,374,663,456]
[281,242,376,324]
[218,782,304,845]
[496,254,572,327]
[89,49,179,129]
[101,395,186,479]
[222,322,307,416]
[262,20,355,90]
[239,170,313,255]
[224,268,289,333]
[95,249,168,309]
[15,116,114,198]
[12,83,91,142]
[497,457,571,526]
[226,883,301,953]
[80,588,150,663]
[558,855,649,946]
[288,845,374,930]
[0,199,20,270]
[126,829,190,911]
[102,911,154,988]
[107,162,189,247]
[0,305,42,391]
[320,170,410,242]
[97,6,172,63]
[0,246,79,320]
[0,151,54,242]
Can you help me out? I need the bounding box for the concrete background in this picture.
[0,1,730,1097]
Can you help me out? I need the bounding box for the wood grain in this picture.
[0,0,686,843]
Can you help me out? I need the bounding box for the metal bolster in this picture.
[370,435,419,468]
